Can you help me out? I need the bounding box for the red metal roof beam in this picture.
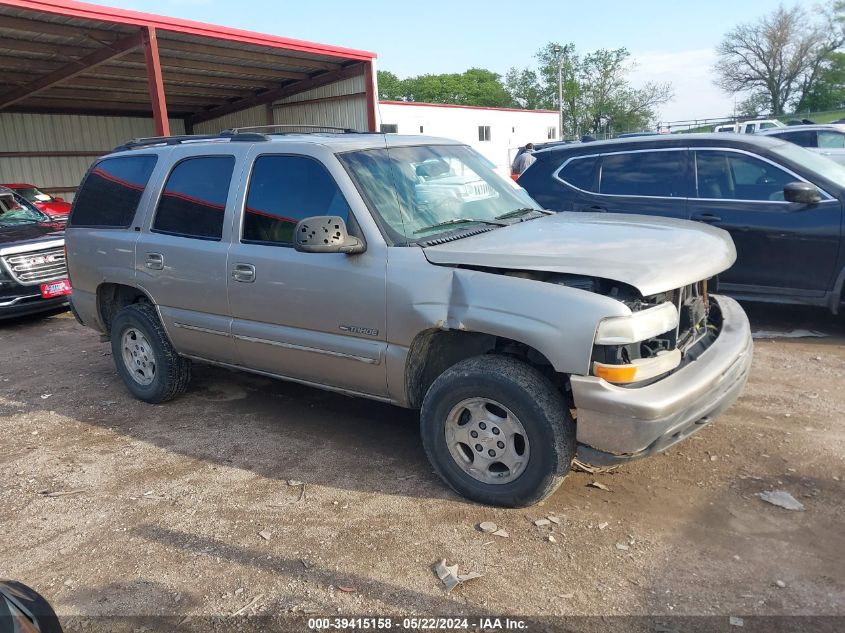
[0,30,144,110]
[142,26,169,136]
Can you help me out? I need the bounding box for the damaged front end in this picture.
[590,280,719,386]
[499,268,751,466]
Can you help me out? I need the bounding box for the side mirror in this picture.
[784,182,821,205]
[294,216,365,254]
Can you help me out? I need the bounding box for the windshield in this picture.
[0,191,49,226]
[770,141,845,188]
[339,144,541,243]
[14,186,53,203]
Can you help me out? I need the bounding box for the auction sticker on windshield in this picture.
[40,279,71,299]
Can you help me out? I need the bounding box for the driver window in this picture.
[695,151,794,201]
[243,155,351,247]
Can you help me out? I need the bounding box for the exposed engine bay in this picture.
[497,269,720,385]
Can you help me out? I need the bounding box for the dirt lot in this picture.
[0,303,843,629]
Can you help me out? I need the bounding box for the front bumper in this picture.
[0,292,68,319]
[571,295,752,466]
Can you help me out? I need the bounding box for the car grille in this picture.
[1,247,67,286]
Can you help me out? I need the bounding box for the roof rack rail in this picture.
[113,132,271,152]
[221,124,360,135]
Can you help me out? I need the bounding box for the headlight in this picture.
[595,302,679,345]
[593,349,682,384]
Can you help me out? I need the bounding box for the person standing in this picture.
[511,143,536,179]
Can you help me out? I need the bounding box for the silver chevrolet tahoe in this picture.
[65,128,753,507]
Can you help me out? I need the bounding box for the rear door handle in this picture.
[145,252,164,270]
[691,213,722,223]
[231,263,256,283]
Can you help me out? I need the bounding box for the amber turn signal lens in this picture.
[592,363,638,383]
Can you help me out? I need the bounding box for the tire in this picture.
[420,355,575,507]
[110,303,191,403]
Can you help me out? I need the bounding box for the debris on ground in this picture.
[287,480,303,486]
[751,329,827,340]
[492,529,509,538]
[587,481,611,491]
[547,535,557,544]
[775,580,786,588]
[548,515,561,525]
[597,522,609,530]
[729,616,744,627]
[337,586,355,593]
[571,459,620,474]
[478,521,498,533]
[533,518,551,527]
[258,530,272,541]
[757,490,806,511]
[231,594,263,616]
[39,489,86,498]
[433,559,483,593]
[615,543,630,551]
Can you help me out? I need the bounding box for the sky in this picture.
[86,0,790,123]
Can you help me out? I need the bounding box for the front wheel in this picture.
[420,355,575,507]
[110,303,191,403]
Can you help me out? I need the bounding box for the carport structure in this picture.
[0,0,378,135]
[0,2,380,203]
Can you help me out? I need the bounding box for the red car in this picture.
[0,183,71,220]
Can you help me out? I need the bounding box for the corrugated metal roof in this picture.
[0,0,375,124]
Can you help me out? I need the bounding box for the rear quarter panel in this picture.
[65,150,173,330]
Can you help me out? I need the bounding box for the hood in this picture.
[422,212,736,296]
[35,200,71,215]
[0,222,64,248]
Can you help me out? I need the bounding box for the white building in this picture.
[378,101,560,172]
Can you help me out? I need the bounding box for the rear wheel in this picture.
[420,355,575,507]
[110,303,191,403]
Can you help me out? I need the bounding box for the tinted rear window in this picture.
[69,155,157,227]
[556,155,598,191]
[600,150,687,197]
[152,156,235,240]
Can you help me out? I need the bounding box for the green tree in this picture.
[401,68,513,107]
[504,67,548,109]
[798,51,845,112]
[714,4,845,115]
[376,70,405,101]
[507,42,672,137]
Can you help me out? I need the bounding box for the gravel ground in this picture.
[0,303,843,629]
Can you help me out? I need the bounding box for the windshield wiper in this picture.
[413,217,507,234]
[494,207,552,220]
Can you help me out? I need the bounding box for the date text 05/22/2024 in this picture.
[307,617,528,630]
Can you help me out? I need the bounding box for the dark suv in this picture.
[518,134,845,313]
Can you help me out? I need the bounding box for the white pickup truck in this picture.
[713,119,785,134]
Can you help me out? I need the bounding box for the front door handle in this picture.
[581,205,607,213]
[145,252,164,270]
[231,263,256,283]
[691,213,722,223]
